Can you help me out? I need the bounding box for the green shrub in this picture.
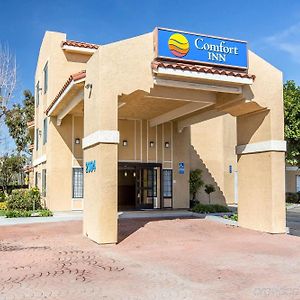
[5,210,32,218]
[5,209,53,218]
[286,192,300,203]
[7,187,42,211]
[37,209,53,217]
[192,203,230,214]
[0,191,7,202]
[223,213,238,221]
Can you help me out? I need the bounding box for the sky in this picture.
[0,0,299,151]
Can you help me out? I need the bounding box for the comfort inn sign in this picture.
[155,27,248,69]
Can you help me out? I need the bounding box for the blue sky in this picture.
[0,0,299,151]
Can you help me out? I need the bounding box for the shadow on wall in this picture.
[236,109,269,163]
[189,146,227,206]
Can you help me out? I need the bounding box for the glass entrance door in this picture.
[136,167,157,209]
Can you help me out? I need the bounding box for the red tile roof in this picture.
[62,40,99,50]
[151,60,255,80]
[45,71,86,115]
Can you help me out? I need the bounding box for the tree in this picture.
[284,80,300,166]
[189,169,204,201]
[4,90,34,153]
[204,184,216,204]
[0,154,25,192]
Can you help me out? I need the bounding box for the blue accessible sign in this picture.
[156,27,248,69]
[179,162,185,175]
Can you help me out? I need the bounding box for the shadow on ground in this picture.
[118,216,203,243]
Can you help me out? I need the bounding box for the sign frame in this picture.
[154,27,248,70]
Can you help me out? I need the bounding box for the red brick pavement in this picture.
[0,218,300,300]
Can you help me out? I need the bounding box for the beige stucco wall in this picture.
[190,114,237,204]
[34,31,88,211]
[286,169,300,193]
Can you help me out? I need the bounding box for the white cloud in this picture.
[265,22,300,64]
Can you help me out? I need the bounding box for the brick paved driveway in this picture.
[0,218,300,300]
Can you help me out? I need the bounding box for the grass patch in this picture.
[0,210,7,216]
[5,209,53,218]
[192,203,230,214]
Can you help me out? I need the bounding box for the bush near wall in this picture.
[7,187,42,211]
[192,203,230,214]
[286,192,300,203]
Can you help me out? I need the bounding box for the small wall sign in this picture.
[179,162,185,174]
[86,160,96,173]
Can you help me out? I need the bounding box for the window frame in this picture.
[162,169,173,198]
[297,175,300,193]
[35,128,39,150]
[36,81,40,107]
[43,118,48,145]
[72,167,84,199]
[43,62,48,94]
[42,169,46,197]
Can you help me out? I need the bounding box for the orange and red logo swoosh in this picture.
[168,33,189,58]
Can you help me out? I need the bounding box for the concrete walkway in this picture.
[0,211,83,226]
[287,206,300,237]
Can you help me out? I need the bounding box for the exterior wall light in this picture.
[75,138,80,145]
[123,140,128,146]
[165,142,170,148]
[149,141,155,148]
[124,171,128,177]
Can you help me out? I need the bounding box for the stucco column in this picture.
[82,50,119,244]
[236,111,286,233]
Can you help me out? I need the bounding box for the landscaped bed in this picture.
[191,203,231,214]
[0,188,53,218]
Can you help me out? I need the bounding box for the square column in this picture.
[83,132,119,244]
[236,112,286,233]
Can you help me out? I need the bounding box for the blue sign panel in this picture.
[179,162,185,175]
[156,28,248,69]
[86,160,96,173]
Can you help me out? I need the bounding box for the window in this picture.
[43,62,48,94]
[72,168,84,198]
[43,118,48,144]
[297,176,300,193]
[35,128,39,150]
[36,81,40,107]
[35,172,38,187]
[163,169,173,198]
[42,169,46,196]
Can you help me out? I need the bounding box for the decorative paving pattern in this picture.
[0,218,300,300]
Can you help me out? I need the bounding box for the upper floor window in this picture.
[43,118,48,145]
[35,128,39,150]
[36,81,40,107]
[43,62,48,94]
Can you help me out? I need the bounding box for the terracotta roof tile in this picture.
[151,60,255,80]
[45,71,86,115]
[62,40,99,49]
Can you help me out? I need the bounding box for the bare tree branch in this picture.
[0,43,17,109]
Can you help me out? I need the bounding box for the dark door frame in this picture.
[118,162,163,209]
